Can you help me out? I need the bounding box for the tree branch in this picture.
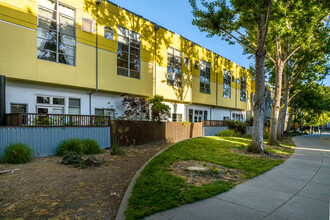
[216,28,256,52]
[260,0,273,50]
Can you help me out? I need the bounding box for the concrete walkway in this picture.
[145,135,330,220]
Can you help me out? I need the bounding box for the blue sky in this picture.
[110,0,330,86]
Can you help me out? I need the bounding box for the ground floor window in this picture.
[95,108,112,116]
[232,113,243,121]
[36,95,65,114]
[68,98,80,115]
[172,113,183,122]
[223,116,229,121]
[188,109,208,122]
[11,104,27,113]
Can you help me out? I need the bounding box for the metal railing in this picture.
[5,113,111,127]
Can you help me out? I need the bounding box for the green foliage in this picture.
[227,120,249,134]
[125,136,291,219]
[216,129,241,137]
[57,139,102,156]
[263,132,269,140]
[84,139,102,154]
[82,156,103,168]
[3,143,32,164]
[148,95,170,122]
[110,144,126,156]
[61,152,83,167]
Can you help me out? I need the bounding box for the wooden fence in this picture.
[203,120,228,127]
[111,121,203,146]
[5,113,111,127]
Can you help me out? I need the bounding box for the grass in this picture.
[125,136,295,219]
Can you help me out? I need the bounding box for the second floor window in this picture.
[117,26,141,79]
[37,0,76,66]
[167,47,182,87]
[223,69,231,98]
[240,77,247,101]
[200,60,211,94]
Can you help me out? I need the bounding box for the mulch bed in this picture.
[170,160,246,186]
[0,143,168,219]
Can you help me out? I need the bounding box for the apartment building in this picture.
[0,0,255,122]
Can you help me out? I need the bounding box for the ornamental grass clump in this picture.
[3,143,32,164]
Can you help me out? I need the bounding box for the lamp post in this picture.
[89,0,102,115]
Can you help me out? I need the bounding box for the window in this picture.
[81,18,93,33]
[172,113,183,122]
[36,95,65,114]
[184,57,190,66]
[37,0,76,66]
[167,47,182,87]
[223,116,229,121]
[223,69,231,98]
[53,97,65,105]
[117,26,141,79]
[240,77,247,101]
[200,60,211,94]
[104,26,114,40]
[11,104,27,113]
[232,76,235,82]
[194,61,199,69]
[189,109,207,122]
[95,108,111,116]
[69,98,80,115]
[37,96,50,104]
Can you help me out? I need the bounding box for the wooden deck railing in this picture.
[203,120,228,127]
[5,113,111,127]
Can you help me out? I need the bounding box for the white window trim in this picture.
[81,17,95,33]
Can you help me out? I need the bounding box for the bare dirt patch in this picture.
[0,143,168,219]
[170,160,245,186]
[229,146,291,160]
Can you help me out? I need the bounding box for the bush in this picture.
[83,156,103,168]
[61,151,83,167]
[243,134,252,138]
[263,132,269,139]
[84,139,102,155]
[57,139,85,156]
[110,144,126,156]
[57,139,102,156]
[227,120,249,135]
[216,129,241,137]
[3,143,32,164]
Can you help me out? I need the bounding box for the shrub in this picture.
[3,143,32,164]
[61,152,83,167]
[227,120,249,135]
[84,139,102,155]
[110,144,126,156]
[243,134,252,138]
[83,156,103,168]
[57,139,85,156]
[57,139,102,156]
[263,132,269,139]
[216,129,241,137]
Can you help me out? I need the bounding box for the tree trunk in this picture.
[269,36,284,146]
[277,73,290,138]
[286,99,294,133]
[250,14,266,153]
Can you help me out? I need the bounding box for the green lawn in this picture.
[125,136,295,219]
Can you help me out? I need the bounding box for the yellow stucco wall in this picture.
[0,0,255,110]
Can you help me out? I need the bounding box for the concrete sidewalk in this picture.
[145,135,330,220]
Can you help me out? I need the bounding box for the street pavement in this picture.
[145,135,330,220]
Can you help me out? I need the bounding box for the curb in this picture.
[115,144,171,220]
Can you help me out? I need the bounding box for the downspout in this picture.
[154,25,159,96]
[186,42,194,121]
[89,1,101,115]
[0,75,5,126]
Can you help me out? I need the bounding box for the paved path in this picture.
[145,135,330,220]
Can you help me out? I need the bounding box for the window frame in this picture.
[81,17,94,33]
[104,26,114,40]
[68,97,81,115]
[37,0,76,66]
[167,46,183,87]
[200,59,211,94]
[240,76,247,102]
[10,103,28,113]
[172,113,183,122]
[223,69,231,98]
[117,26,141,79]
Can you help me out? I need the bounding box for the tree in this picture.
[189,0,273,153]
[121,94,149,121]
[148,95,170,122]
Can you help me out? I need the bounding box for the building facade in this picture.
[0,0,255,122]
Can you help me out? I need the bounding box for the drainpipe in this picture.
[186,42,195,121]
[89,0,102,115]
[0,75,5,126]
[154,25,159,96]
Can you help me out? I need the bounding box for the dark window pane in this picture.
[130,62,140,71]
[117,51,129,61]
[117,59,128,68]
[59,54,75,65]
[118,43,129,52]
[53,98,65,105]
[130,71,140,79]
[130,47,139,55]
[11,104,27,113]
[37,37,57,52]
[37,96,50,104]
[69,98,80,107]
[118,68,128,76]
